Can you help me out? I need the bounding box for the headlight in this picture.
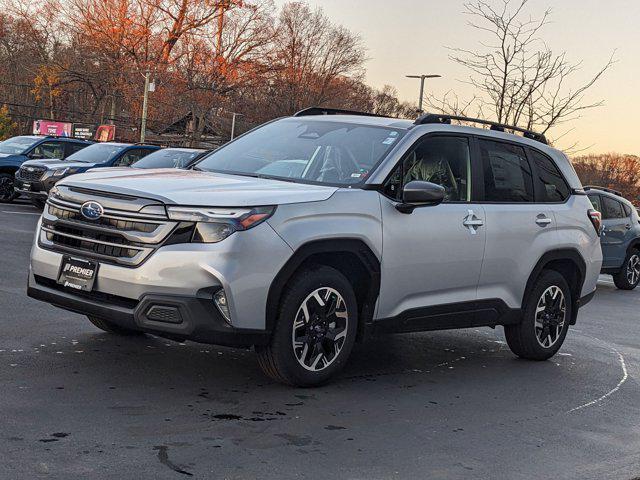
[167,206,275,243]
[52,167,79,177]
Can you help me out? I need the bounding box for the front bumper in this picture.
[29,220,294,332]
[14,177,55,200]
[28,273,269,347]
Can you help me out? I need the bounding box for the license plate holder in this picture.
[22,182,31,190]
[57,256,99,292]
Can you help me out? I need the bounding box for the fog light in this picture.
[213,289,231,324]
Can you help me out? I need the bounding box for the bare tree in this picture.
[572,153,640,203]
[434,0,615,142]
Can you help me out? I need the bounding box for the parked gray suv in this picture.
[27,109,603,386]
[586,186,640,289]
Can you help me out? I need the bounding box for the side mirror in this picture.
[396,180,445,214]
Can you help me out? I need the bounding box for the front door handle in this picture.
[536,215,552,227]
[463,210,484,234]
[625,224,632,230]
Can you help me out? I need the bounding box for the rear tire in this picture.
[87,315,144,336]
[0,173,17,203]
[612,249,640,290]
[505,270,571,361]
[256,265,358,387]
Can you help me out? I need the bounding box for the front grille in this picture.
[48,205,159,234]
[39,189,178,267]
[17,166,47,181]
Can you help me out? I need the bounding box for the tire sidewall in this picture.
[270,266,359,387]
[522,270,572,358]
[614,249,640,290]
[0,173,17,203]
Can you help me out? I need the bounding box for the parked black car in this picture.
[0,135,93,203]
[131,147,209,169]
[14,142,160,207]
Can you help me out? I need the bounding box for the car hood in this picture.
[58,168,338,206]
[20,159,91,170]
[0,153,24,160]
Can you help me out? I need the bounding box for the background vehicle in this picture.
[586,186,640,289]
[27,109,602,386]
[14,142,160,207]
[131,148,209,169]
[0,135,93,203]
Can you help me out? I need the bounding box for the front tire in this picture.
[505,270,571,361]
[87,315,145,336]
[256,265,358,387]
[0,173,17,203]
[612,249,640,290]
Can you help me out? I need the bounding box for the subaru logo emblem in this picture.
[80,201,104,220]
[26,167,34,172]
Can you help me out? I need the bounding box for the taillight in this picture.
[588,209,602,236]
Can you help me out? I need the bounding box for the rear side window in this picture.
[479,139,534,202]
[623,203,633,217]
[66,142,89,156]
[530,149,570,202]
[588,194,602,212]
[602,196,625,219]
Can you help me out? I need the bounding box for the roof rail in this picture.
[414,113,548,145]
[294,107,387,118]
[583,185,623,197]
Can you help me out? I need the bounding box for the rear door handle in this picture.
[536,215,552,227]
[625,224,632,230]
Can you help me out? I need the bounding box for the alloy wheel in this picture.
[534,285,566,348]
[626,254,640,286]
[291,287,349,372]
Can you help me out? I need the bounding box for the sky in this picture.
[273,0,640,155]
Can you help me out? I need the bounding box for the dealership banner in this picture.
[72,123,96,140]
[95,125,116,142]
[33,120,72,137]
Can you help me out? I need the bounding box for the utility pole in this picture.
[140,70,150,143]
[230,112,242,140]
[406,74,442,114]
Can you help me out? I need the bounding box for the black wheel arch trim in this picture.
[626,238,640,255]
[265,238,381,336]
[524,248,587,325]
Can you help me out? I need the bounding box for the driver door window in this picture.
[30,141,65,159]
[384,136,471,202]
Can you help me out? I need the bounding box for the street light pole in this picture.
[140,70,151,143]
[230,112,243,140]
[406,74,442,114]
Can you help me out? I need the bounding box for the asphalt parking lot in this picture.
[1,201,639,480]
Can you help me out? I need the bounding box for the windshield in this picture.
[0,136,41,155]
[195,119,405,186]
[65,143,129,163]
[132,149,204,169]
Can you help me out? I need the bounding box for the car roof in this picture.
[282,114,414,130]
[586,188,632,205]
[94,142,133,147]
[158,147,206,152]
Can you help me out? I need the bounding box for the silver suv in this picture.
[28,109,603,386]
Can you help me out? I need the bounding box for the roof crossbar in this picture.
[414,113,548,145]
[294,107,387,118]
